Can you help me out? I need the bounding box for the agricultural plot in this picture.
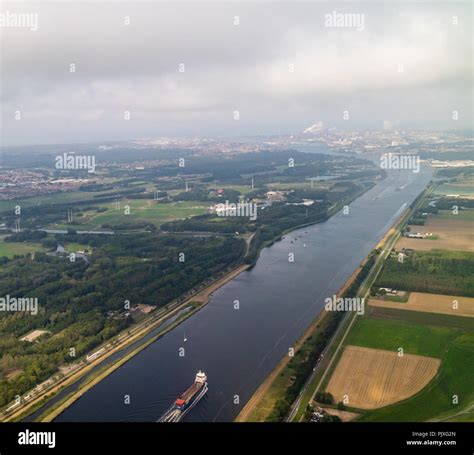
[344,316,460,358]
[332,313,474,421]
[340,181,474,421]
[326,346,440,410]
[396,213,474,252]
[366,306,474,333]
[358,333,474,422]
[434,180,474,198]
[369,292,474,318]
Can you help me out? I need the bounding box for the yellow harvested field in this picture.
[369,292,474,318]
[396,217,474,252]
[326,346,440,410]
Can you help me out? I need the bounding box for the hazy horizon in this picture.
[1,1,472,147]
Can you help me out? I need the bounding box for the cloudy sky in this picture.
[0,1,472,146]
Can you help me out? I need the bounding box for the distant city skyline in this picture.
[1,1,472,146]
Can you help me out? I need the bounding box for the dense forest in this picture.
[0,232,244,407]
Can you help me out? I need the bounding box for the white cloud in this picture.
[0,2,472,145]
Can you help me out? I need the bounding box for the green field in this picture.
[63,242,93,253]
[50,200,209,230]
[345,316,460,358]
[268,181,332,191]
[0,242,45,258]
[444,411,474,422]
[368,306,474,332]
[339,313,474,422]
[434,183,474,197]
[358,333,474,422]
[210,185,255,195]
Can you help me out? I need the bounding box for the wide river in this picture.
[54,156,432,422]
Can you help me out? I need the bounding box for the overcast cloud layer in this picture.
[0,1,472,146]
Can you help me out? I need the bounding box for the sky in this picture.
[0,1,472,146]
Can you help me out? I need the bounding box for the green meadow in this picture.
[51,200,209,230]
[0,241,45,258]
[345,316,460,359]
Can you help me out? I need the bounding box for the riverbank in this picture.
[235,258,365,422]
[235,183,429,422]
[4,260,250,422]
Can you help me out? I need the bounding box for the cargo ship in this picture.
[158,371,208,422]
